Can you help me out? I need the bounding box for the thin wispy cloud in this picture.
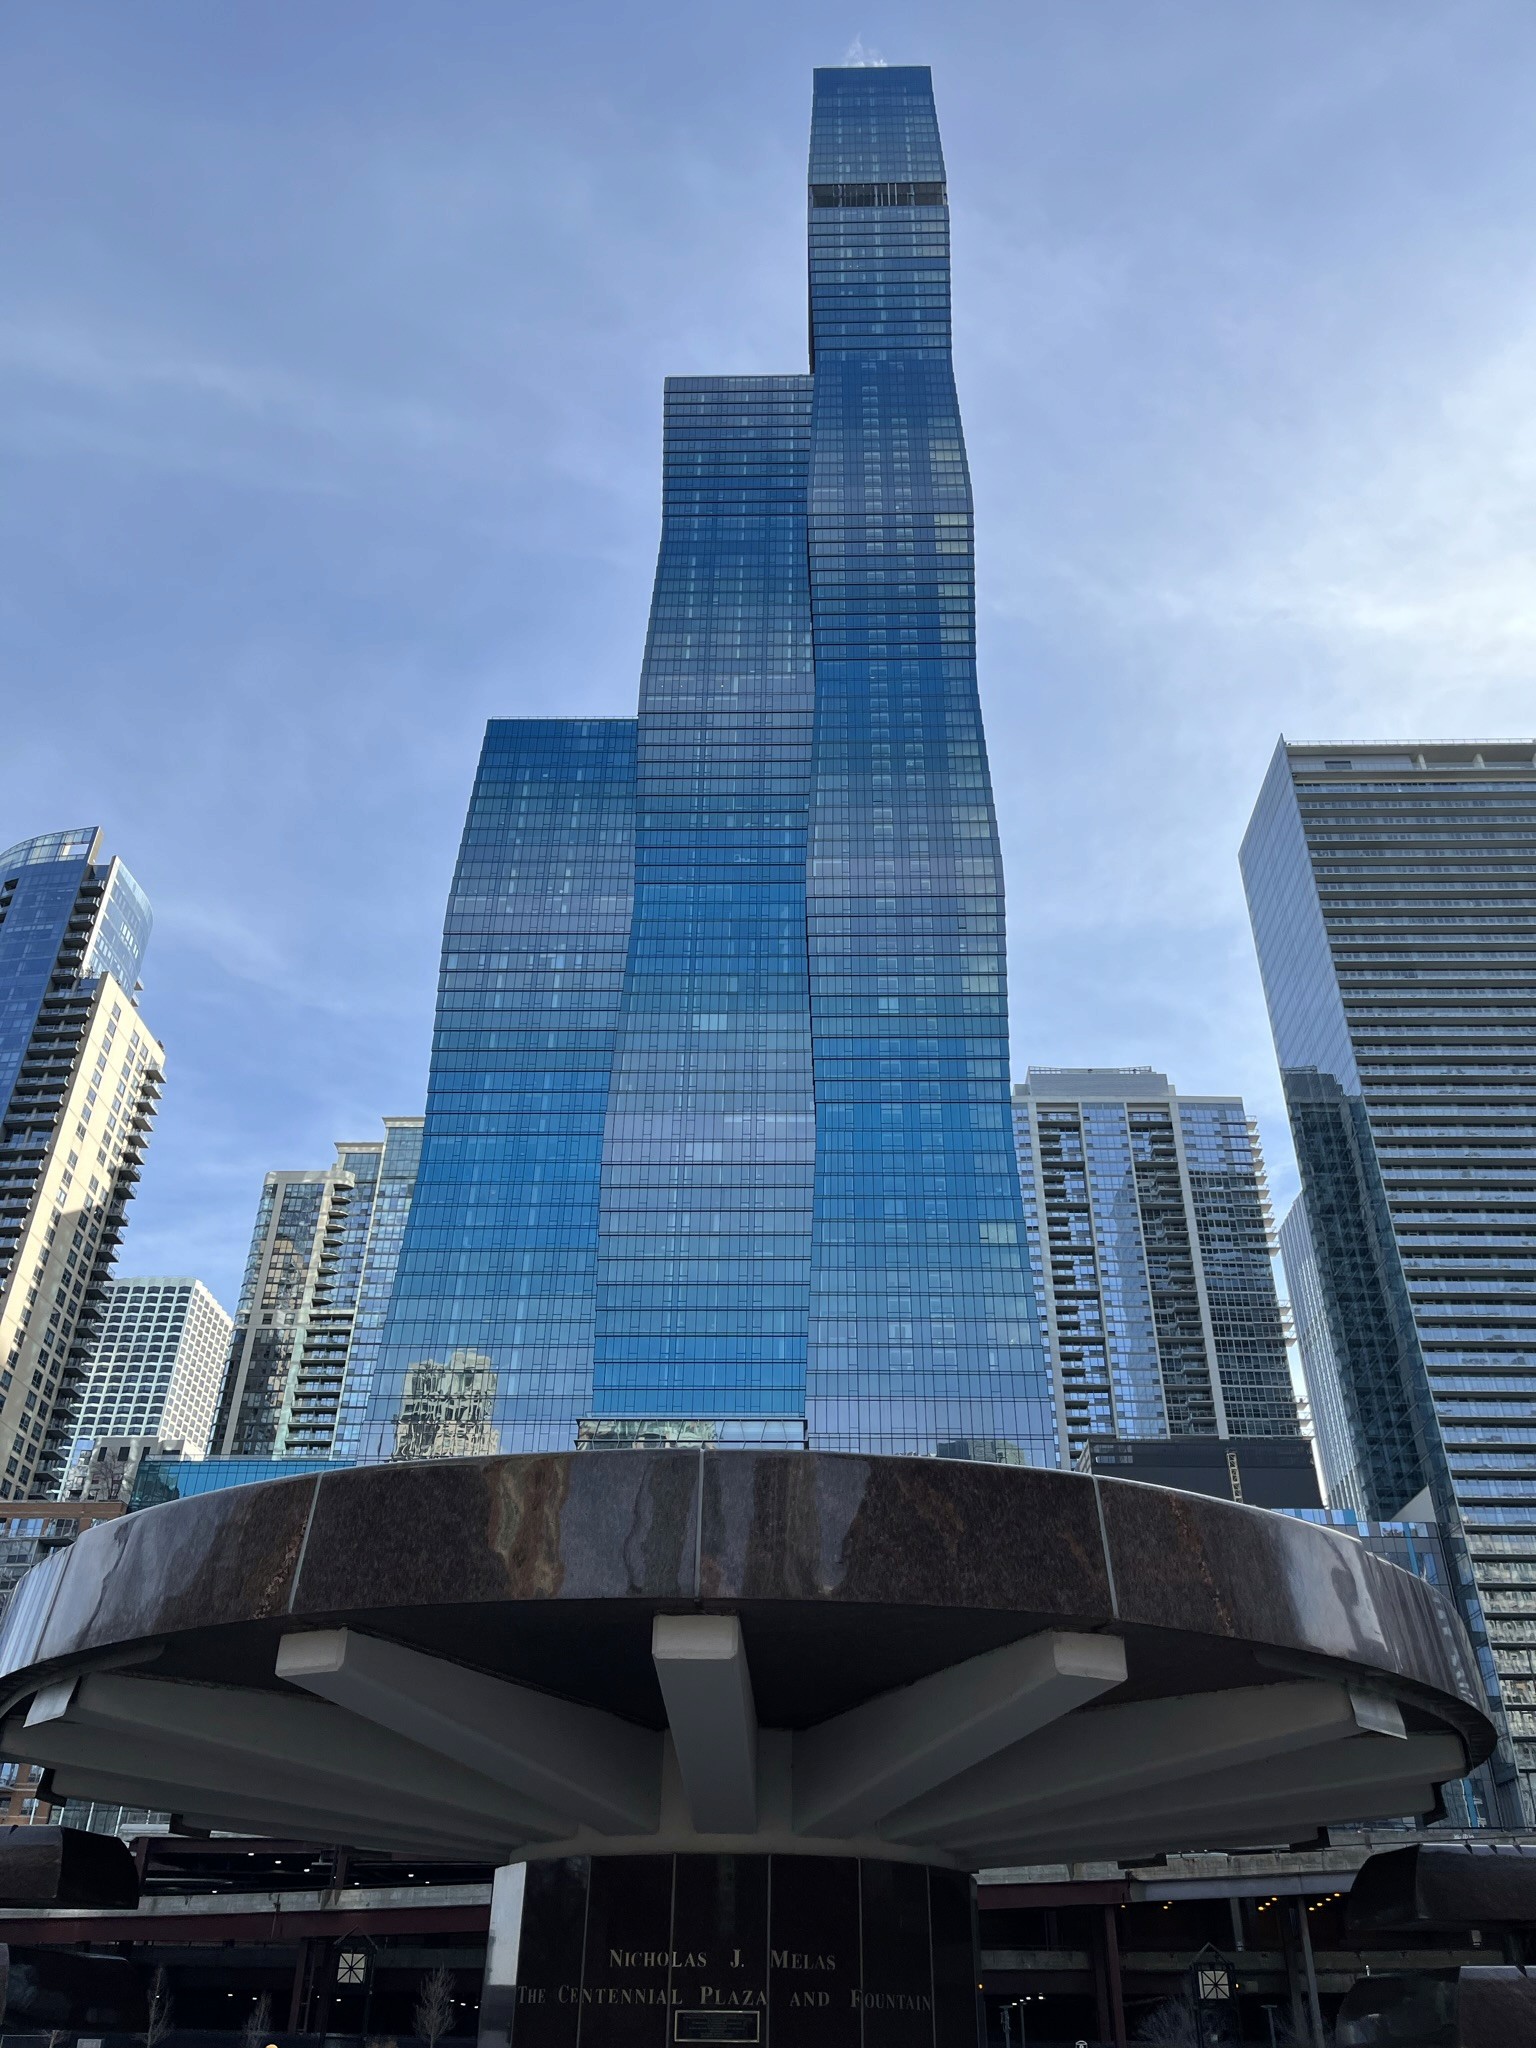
[841,36,886,66]
[0,316,502,473]
[1159,320,1536,690]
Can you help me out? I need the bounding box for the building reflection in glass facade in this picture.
[1242,738,1536,1824]
[1279,1193,1369,1517]
[1013,1068,1299,1468]
[331,1117,425,1458]
[361,68,1053,1465]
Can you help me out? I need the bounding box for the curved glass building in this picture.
[361,69,1054,1465]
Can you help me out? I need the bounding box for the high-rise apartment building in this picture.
[360,68,1053,1464]
[213,1119,422,1458]
[1011,1069,1301,1468]
[0,829,163,1499]
[61,1277,232,1490]
[1242,739,1536,1823]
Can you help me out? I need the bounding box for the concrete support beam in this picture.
[478,1863,528,2048]
[952,1731,1464,1865]
[278,1628,661,1835]
[981,1778,1444,1869]
[1,1722,491,1858]
[883,1680,1398,1844]
[25,1670,566,1840]
[793,1629,1126,1837]
[652,1614,757,1833]
[10,1711,504,1849]
[169,1810,480,1856]
[980,1777,1445,1868]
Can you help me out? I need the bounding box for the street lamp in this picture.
[1187,1944,1236,2047]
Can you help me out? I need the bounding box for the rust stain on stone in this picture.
[1163,1491,1235,1635]
[487,1455,570,1599]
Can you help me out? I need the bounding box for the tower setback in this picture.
[362,69,1054,1464]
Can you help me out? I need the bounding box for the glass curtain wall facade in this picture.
[362,68,1052,1465]
[1241,738,1536,1824]
[331,1118,425,1458]
[592,378,815,1437]
[361,722,637,1458]
[802,71,1042,1458]
[1279,1194,1369,1516]
[1013,1068,1299,1468]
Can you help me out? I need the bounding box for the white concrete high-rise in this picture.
[0,828,163,1499]
[64,1278,232,1481]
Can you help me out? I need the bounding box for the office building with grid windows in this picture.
[0,828,164,1499]
[61,1277,231,1496]
[359,67,1054,1464]
[1011,1068,1301,1470]
[1242,738,1536,1824]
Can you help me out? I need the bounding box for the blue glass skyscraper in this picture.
[363,69,1054,1464]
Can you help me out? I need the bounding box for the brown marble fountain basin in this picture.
[0,1451,1494,1867]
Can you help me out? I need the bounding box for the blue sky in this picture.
[4,1,1534,1315]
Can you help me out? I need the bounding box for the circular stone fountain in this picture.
[0,1451,1493,2047]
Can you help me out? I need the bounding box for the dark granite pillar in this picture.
[479,1854,981,2048]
